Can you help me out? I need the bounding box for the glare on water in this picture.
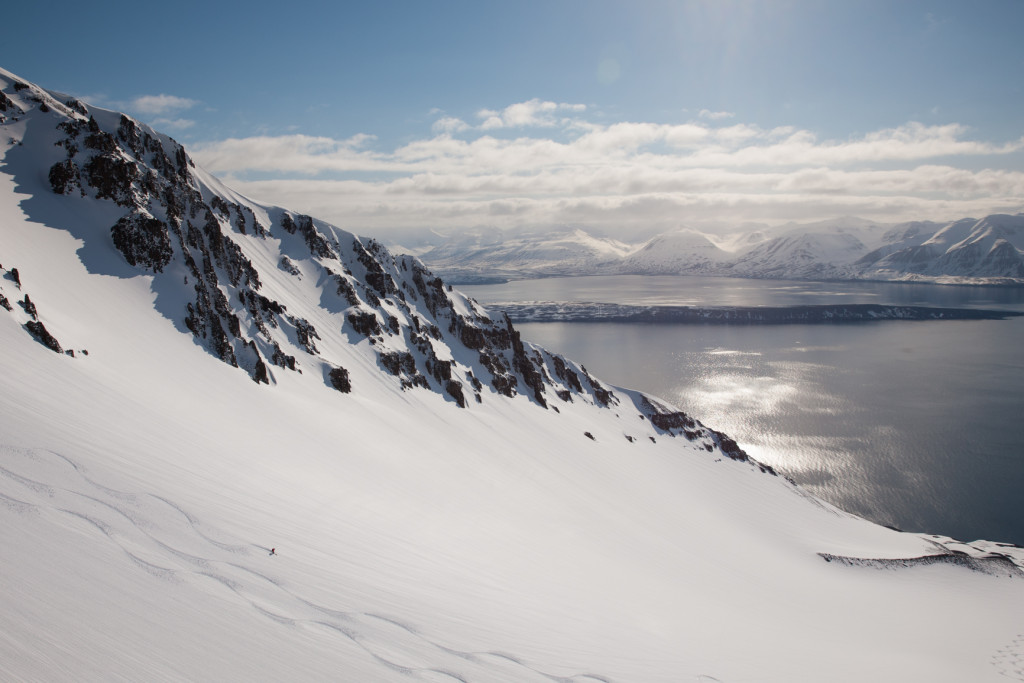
[462,275,1024,545]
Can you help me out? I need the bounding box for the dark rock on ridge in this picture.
[2,70,763,469]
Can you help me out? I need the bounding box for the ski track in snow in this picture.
[993,634,1024,681]
[0,445,628,682]
[3,442,1019,681]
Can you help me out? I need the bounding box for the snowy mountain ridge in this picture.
[0,66,663,418]
[4,67,1024,682]
[404,226,633,283]
[411,214,1024,285]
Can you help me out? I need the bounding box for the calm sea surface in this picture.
[460,276,1024,546]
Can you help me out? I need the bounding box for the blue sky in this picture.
[7,0,1024,237]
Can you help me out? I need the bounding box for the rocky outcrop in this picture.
[639,396,774,472]
[510,323,546,407]
[3,70,758,468]
[289,316,320,355]
[42,102,592,406]
[0,263,78,355]
[328,366,352,393]
[110,212,173,271]
[17,77,569,407]
[281,213,335,259]
[25,320,62,354]
[18,293,37,320]
[40,99,300,383]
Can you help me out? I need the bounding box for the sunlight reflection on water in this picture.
[464,276,1024,545]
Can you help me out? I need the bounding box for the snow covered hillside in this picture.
[619,228,730,275]
[858,214,1024,282]
[408,228,631,283]
[3,67,1024,682]
[409,216,1024,285]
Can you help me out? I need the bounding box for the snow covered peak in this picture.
[621,228,731,274]
[0,67,760,449]
[923,217,985,251]
[413,215,1024,285]
[412,226,631,282]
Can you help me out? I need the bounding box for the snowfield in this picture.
[3,67,1024,682]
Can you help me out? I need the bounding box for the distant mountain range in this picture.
[398,215,1024,285]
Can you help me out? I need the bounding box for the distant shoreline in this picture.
[492,302,1024,324]
[446,273,1024,288]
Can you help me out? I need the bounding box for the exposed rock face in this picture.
[0,263,77,355]
[289,316,320,355]
[41,99,296,383]
[110,213,173,271]
[19,294,37,320]
[14,75,606,410]
[639,396,775,473]
[25,320,62,354]
[328,366,352,393]
[444,379,466,408]
[348,311,382,338]
[281,213,335,259]
[0,90,17,114]
[2,70,758,465]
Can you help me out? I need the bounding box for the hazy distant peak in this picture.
[411,213,1024,285]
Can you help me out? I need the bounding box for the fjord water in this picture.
[461,276,1024,546]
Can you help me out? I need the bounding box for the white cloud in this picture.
[432,116,470,134]
[189,104,1024,236]
[152,117,196,131]
[699,109,736,120]
[478,115,505,131]
[129,94,199,116]
[476,99,587,129]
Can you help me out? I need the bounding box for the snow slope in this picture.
[721,219,881,280]
[418,227,630,283]
[862,214,1024,281]
[619,228,730,275]
[3,67,1024,682]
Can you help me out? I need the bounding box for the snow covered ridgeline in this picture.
[410,215,1024,286]
[0,69,594,407]
[0,67,764,454]
[488,301,1024,324]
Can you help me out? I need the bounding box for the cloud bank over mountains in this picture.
[188,99,1024,238]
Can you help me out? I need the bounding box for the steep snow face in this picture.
[725,227,872,279]
[0,64,765,465]
[4,67,1024,683]
[936,215,1024,278]
[853,221,941,266]
[861,215,1024,282]
[1,67,659,416]
[923,217,987,250]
